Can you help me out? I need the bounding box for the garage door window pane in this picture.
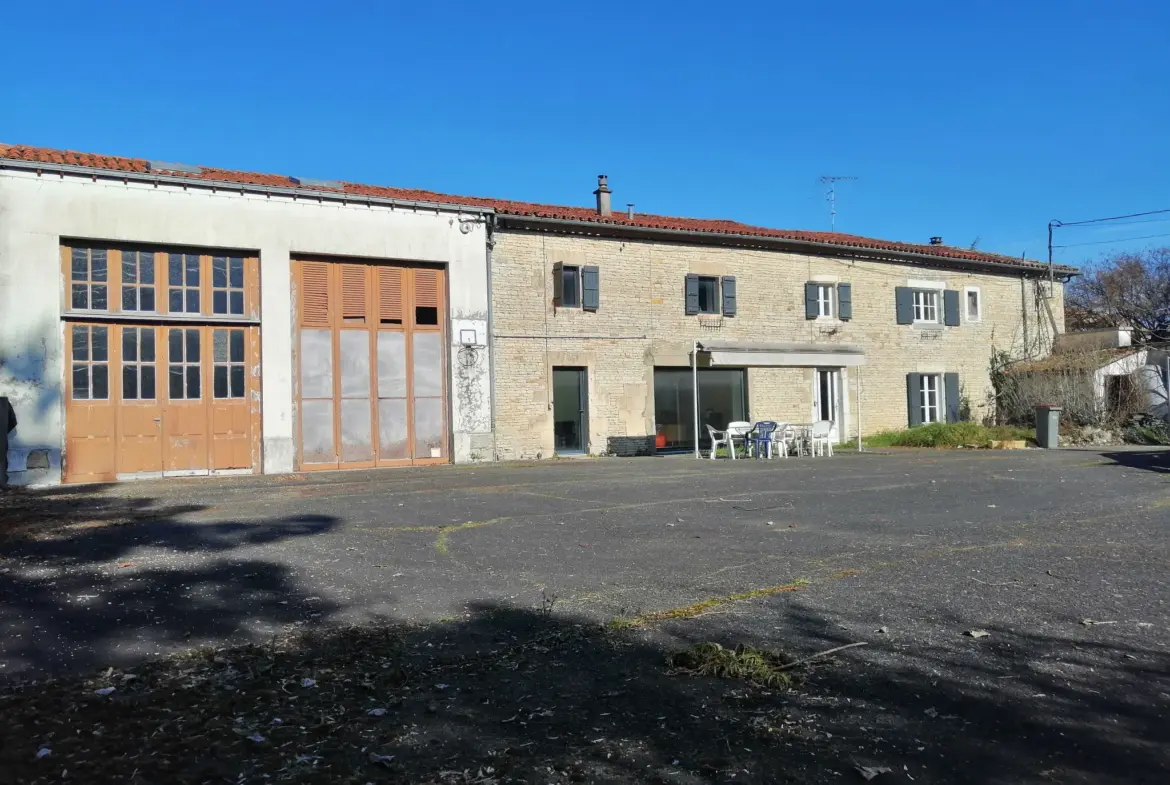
[300,330,333,399]
[340,399,373,461]
[412,332,443,397]
[301,399,334,463]
[169,328,201,399]
[339,331,370,398]
[377,398,408,459]
[414,397,444,458]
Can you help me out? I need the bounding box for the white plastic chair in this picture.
[706,425,730,460]
[769,422,792,458]
[725,421,752,459]
[810,420,834,457]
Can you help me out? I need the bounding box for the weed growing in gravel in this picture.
[668,642,793,688]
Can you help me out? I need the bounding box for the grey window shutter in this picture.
[552,262,564,307]
[804,282,819,319]
[906,373,923,427]
[837,283,852,321]
[582,265,600,311]
[685,274,700,315]
[721,275,737,316]
[943,289,961,326]
[895,287,914,324]
[944,372,961,422]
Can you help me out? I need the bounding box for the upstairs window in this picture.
[212,256,245,315]
[168,253,201,314]
[804,282,851,320]
[70,248,108,311]
[121,249,156,312]
[965,287,982,322]
[816,284,835,318]
[553,264,581,308]
[696,276,719,314]
[686,274,736,316]
[912,289,940,323]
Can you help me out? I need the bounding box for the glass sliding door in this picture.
[653,368,747,451]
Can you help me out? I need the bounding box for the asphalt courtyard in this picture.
[2,448,1169,783]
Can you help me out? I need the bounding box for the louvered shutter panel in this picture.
[895,287,914,324]
[582,265,600,311]
[943,289,961,326]
[721,276,737,316]
[837,283,853,320]
[906,373,923,427]
[300,262,331,327]
[341,265,367,322]
[552,262,564,307]
[378,266,404,323]
[685,274,700,315]
[805,282,819,319]
[414,269,439,308]
[944,372,961,422]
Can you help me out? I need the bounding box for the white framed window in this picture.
[912,289,940,323]
[816,284,835,318]
[964,286,981,322]
[919,373,942,423]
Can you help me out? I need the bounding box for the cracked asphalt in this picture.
[2,448,1169,783]
[2,449,1168,680]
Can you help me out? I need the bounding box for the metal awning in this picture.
[697,341,866,368]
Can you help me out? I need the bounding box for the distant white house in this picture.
[1011,327,1170,422]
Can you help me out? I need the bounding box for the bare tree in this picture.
[1066,247,1170,343]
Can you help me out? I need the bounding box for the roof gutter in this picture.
[499,214,1079,279]
[0,158,497,217]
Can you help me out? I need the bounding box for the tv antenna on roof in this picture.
[820,176,858,232]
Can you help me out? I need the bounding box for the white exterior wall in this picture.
[0,169,493,485]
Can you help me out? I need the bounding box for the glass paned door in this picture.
[814,368,842,443]
[553,367,588,454]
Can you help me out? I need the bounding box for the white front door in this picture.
[813,368,842,443]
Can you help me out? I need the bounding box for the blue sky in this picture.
[2,1,1167,267]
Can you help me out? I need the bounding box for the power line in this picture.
[1060,216,1170,229]
[1054,232,1170,249]
[1057,208,1170,227]
[1048,208,1170,281]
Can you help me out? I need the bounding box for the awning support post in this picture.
[692,340,700,459]
[856,366,863,452]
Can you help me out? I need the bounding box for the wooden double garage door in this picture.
[64,322,260,483]
[294,259,448,469]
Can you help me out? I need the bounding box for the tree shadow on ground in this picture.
[1097,449,1170,474]
[2,599,1167,785]
[0,484,340,678]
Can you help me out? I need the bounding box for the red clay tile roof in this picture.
[0,143,1074,274]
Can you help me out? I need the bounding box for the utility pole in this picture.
[1047,219,1063,289]
[820,176,858,232]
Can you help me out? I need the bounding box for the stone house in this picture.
[488,178,1073,458]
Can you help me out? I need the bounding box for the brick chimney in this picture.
[594,175,612,216]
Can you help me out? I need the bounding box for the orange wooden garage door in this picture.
[61,243,262,483]
[64,322,260,482]
[293,259,448,470]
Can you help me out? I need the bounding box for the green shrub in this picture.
[864,422,1033,448]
